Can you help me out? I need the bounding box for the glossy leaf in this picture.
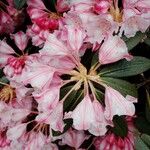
[135,136,149,150]
[101,77,137,97]
[135,116,150,135]
[122,32,145,51]
[99,57,150,77]
[111,116,128,138]
[141,134,150,147]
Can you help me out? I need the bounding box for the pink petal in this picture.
[41,34,69,56]
[89,100,108,136]
[104,86,137,120]
[0,40,14,54]
[11,31,29,51]
[23,61,56,89]
[99,36,130,64]
[49,102,65,132]
[71,93,95,130]
[66,26,86,53]
[7,123,27,140]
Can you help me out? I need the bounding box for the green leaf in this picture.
[135,116,150,135]
[99,57,150,77]
[144,38,150,46]
[95,89,104,102]
[91,52,99,66]
[122,32,145,51]
[145,90,150,123]
[14,0,26,9]
[135,136,150,150]
[141,134,150,147]
[60,85,84,111]
[111,116,128,138]
[0,76,9,88]
[101,77,137,97]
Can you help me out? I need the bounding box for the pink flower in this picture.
[71,93,96,130]
[104,86,137,120]
[0,32,29,78]
[94,133,135,150]
[99,35,132,64]
[27,0,61,46]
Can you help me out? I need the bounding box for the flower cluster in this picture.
[0,0,150,149]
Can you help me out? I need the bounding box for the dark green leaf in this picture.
[122,32,145,51]
[141,134,150,147]
[14,0,26,9]
[91,52,99,66]
[145,90,150,123]
[111,116,128,138]
[60,85,84,111]
[135,116,150,135]
[101,77,137,97]
[95,89,104,102]
[63,89,78,111]
[144,38,150,46]
[0,76,9,88]
[135,136,150,150]
[99,57,150,77]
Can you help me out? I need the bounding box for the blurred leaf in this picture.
[63,89,78,111]
[101,77,137,97]
[144,38,150,46]
[91,52,99,66]
[144,30,150,46]
[122,32,145,51]
[95,89,104,102]
[14,0,26,9]
[0,76,9,88]
[60,85,83,111]
[145,90,150,123]
[141,134,150,147]
[0,69,3,77]
[135,116,150,135]
[135,136,150,150]
[99,57,150,77]
[111,116,128,138]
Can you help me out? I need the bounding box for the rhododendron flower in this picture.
[0,0,149,149]
[0,31,29,80]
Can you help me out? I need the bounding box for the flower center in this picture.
[109,0,123,23]
[0,85,15,103]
